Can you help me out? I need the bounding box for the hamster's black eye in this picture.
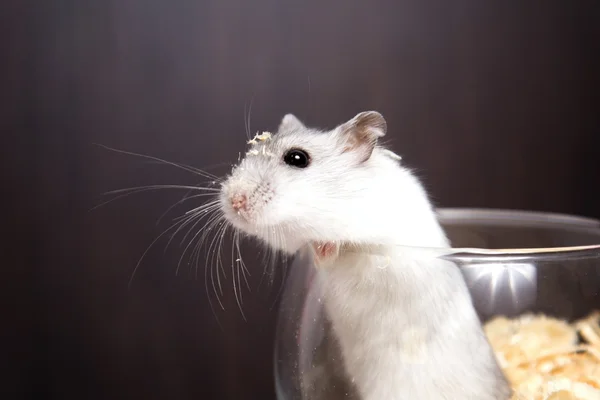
[283,149,310,168]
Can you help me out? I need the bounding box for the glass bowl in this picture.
[274,208,600,400]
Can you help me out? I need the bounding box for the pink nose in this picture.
[231,193,247,211]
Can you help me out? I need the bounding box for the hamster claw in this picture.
[311,241,339,268]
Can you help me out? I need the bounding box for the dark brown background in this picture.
[2,0,599,399]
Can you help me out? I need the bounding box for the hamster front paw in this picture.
[311,241,339,268]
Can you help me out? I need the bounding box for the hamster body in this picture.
[220,111,511,400]
[321,248,510,400]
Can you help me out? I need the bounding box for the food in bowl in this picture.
[484,311,600,399]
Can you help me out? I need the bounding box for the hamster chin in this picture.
[218,198,309,256]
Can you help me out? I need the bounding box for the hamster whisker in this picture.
[192,215,227,316]
[244,98,255,142]
[170,212,204,259]
[214,218,230,296]
[90,185,219,212]
[188,214,212,281]
[180,198,227,218]
[182,210,219,283]
[176,206,222,276]
[256,246,271,291]
[210,220,229,308]
[172,203,221,272]
[174,201,221,248]
[157,192,218,226]
[95,143,243,326]
[196,211,227,262]
[169,195,219,222]
[207,218,228,296]
[156,187,198,225]
[107,184,220,195]
[128,214,198,288]
[231,228,248,321]
[234,230,251,291]
[231,231,242,305]
[94,144,220,180]
[194,213,228,330]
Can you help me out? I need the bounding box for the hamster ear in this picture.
[278,113,305,132]
[337,111,387,162]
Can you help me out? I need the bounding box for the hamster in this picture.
[219,111,512,400]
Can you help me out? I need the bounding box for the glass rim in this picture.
[434,207,600,256]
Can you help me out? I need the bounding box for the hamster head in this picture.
[220,111,443,254]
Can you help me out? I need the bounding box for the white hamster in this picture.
[220,111,512,400]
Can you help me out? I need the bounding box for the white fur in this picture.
[220,113,511,399]
[322,248,510,400]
